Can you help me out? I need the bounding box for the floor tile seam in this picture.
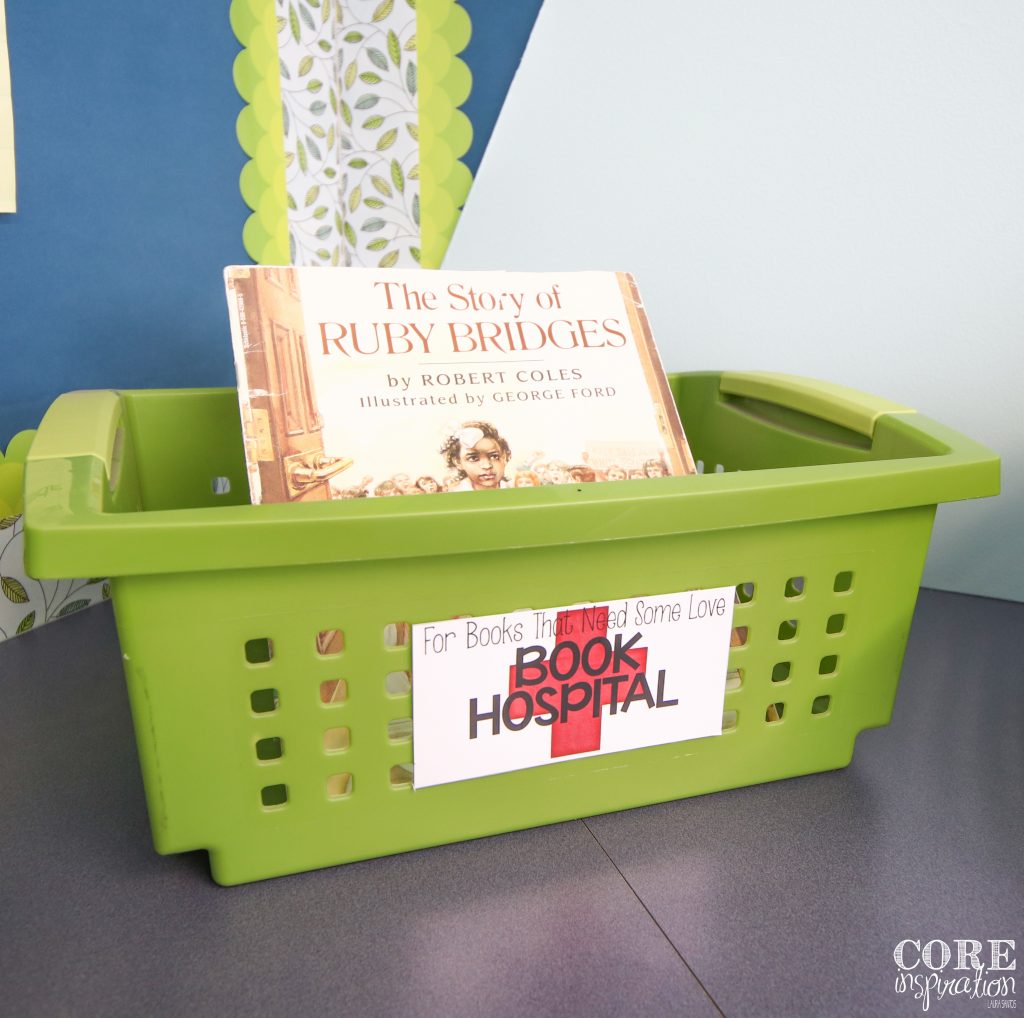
[579,818,728,1018]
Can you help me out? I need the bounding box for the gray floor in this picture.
[1,589,1020,1018]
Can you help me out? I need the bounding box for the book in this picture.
[223,266,695,503]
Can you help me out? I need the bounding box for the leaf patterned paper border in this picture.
[285,0,420,268]
[1,431,108,644]
[0,515,110,643]
[232,0,472,269]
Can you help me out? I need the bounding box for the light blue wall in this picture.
[446,0,1024,602]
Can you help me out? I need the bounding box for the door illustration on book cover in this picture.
[229,267,352,502]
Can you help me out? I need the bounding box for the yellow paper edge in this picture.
[0,0,15,212]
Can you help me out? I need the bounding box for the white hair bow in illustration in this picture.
[444,424,485,449]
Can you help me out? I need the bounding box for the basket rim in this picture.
[22,373,1000,579]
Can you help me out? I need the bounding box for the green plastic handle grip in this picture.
[719,372,913,439]
[27,390,124,487]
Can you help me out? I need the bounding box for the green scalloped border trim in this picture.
[231,0,290,264]
[0,430,35,517]
[230,0,474,268]
[417,0,473,268]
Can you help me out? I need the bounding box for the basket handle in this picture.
[23,390,135,579]
[27,390,126,490]
[718,371,913,439]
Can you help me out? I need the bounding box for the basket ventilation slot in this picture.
[323,727,350,753]
[317,629,345,655]
[320,678,348,705]
[326,773,353,799]
[256,737,283,761]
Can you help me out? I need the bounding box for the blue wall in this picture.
[460,2,542,177]
[0,0,542,441]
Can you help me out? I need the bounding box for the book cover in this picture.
[224,266,694,503]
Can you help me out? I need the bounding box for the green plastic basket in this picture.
[23,372,999,885]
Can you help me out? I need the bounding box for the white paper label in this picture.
[411,587,736,789]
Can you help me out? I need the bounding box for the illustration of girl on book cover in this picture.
[439,422,512,491]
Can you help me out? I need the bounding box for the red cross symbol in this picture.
[508,607,648,758]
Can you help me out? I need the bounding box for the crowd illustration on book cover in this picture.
[332,418,672,499]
